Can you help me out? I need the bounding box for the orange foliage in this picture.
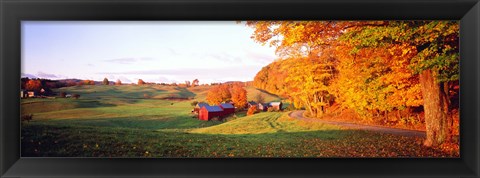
[206,84,231,105]
[25,80,42,91]
[247,21,459,146]
[247,105,258,116]
[83,80,95,85]
[231,84,248,109]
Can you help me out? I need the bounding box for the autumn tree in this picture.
[66,80,77,87]
[103,78,109,85]
[191,101,199,106]
[185,81,191,87]
[231,84,248,109]
[340,21,459,146]
[247,105,258,116]
[83,80,95,85]
[206,84,232,105]
[247,21,345,117]
[138,79,146,85]
[255,93,265,104]
[247,21,459,146]
[331,46,422,120]
[25,80,42,91]
[253,61,289,97]
[192,79,199,87]
[115,79,122,85]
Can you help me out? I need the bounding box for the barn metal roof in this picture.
[197,102,209,108]
[203,105,224,112]
[220,103,234,109]
[269,102,282,106]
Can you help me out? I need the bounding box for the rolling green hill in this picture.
[189,112,340,135]
[21,84,454,158]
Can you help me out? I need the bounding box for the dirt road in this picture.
[289,110,426,137]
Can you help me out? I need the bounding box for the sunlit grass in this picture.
[189,112,342,135]
[21,85,457,158]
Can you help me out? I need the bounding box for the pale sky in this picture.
[21,21,278,84]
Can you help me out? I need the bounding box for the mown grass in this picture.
[22,119,455,157]
[189,112,341,135]
[21,85,458,157]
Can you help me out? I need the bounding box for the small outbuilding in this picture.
[269,102,283,111]
[27,91,36,98]
[247,101,257,108]
[219,103,235,115]
[198,105,224,121]
[258,103,269,111]
[20,90,28,98]
[194,102,210,114]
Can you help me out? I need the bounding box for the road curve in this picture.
[289,110,426,138]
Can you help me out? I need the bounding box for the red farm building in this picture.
[219,103,235,115]
[193,102,209,114]
[198,105,225,121]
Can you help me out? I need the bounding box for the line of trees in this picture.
[246,21,459,147]
[206,83,248,108]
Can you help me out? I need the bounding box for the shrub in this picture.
[247,105,258,116]
[255,93,265,104]
[143,93,151,98]
[191,101,199,106]
[285,103,296,111]
[21,114,33,122]
[103,78,109,85]
[267,107,275,112]
[72,94,80,99]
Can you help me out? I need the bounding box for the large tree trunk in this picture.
[443,82,453,143]
[304,99,315,117]
[419,69,449,147]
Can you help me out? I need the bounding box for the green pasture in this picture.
[21,85,456,157]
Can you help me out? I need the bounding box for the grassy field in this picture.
[21,85,458,157]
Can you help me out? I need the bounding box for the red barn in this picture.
[193,102,209,114]
[198,106,224,121]
[219,103,235,115]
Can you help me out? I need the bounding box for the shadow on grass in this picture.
[21,123,455,158]
[21,99,118,115]
[60,87,168,100]
[21,123,347,157]
[37,115,222,130]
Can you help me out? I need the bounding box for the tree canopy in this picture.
[247,21,459,146]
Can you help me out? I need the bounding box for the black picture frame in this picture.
[1,0,479,177]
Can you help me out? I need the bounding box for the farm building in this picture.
[219,103,235,115]
[269,102,283,111]
[258,103,269,111]
[247,101,257,108]
[193,102,209,114]
[27,91,36,98]
[246,101,283,112]
[20,90,28,98]
[198,105,225,121]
